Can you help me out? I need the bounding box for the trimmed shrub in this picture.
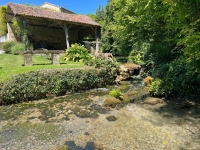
[0,68,118,105]
[11,42,25,55]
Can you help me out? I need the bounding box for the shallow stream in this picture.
[0,80,200,150]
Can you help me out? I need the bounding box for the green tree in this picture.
[87,6,106,26]
[87,13,96,21]
[95,5,106,25]
[103,0,200,95]
[0,6,7,36]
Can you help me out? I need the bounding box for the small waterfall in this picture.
[129,67,145,91]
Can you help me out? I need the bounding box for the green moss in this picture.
[40,108,56,122]
[89,110,99,118]
[104,97,121,107]
[0,102,38,121]
[78,109,89,117]
[106,115,117,122]
[5,122,62,140]
[77,98,93,106]
[127,90,138,96]
[122,94,130,104]
[57,145,69,150]
[119,81,129,93]
[71,105,81,115]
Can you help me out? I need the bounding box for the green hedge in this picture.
[0,68,117,104]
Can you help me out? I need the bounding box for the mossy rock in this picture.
[89,110,99,118]
[106,115,117,122]
[119,82,129,93]
[90,104,107,114]
[71,105,81,114]
[78,99,93,106]
[78,109,89,117]
[144,76,153,86]
[127,90,138,96]
[57,145,68,150]
[104,97,121,107]
[144,97,162,105]
[123,94,130,104]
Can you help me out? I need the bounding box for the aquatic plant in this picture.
[109,89,123,100]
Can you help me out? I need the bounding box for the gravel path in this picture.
[0,94,200,150]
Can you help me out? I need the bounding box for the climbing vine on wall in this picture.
[12,17,33,50]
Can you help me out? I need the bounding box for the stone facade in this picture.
[7,23,17,42]
[40,2,75,14]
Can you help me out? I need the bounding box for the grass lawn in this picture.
[0,54,84,82]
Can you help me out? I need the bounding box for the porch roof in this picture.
[7,3,100,27]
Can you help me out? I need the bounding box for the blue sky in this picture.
[0,0,108,14]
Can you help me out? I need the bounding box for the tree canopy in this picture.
[102,0,200,95]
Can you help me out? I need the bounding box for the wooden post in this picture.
[64,24,70,49]
[95,26,101,54]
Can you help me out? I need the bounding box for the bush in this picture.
[0,68,118,104]
[128,50,145,65]
[63,43,92,62]
[85,57,119,70]
[11,42,25,55]
[109,89,123,100]
[149,78,162,96]
[149,78,173,97]
[2,41,17,54]
[164,56,200,95]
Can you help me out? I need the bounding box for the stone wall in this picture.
[40,3,61,12]
[7,23,18,42]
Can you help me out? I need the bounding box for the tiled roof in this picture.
[8,3,100,26]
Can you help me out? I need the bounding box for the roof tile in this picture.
[8,3,100,26]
